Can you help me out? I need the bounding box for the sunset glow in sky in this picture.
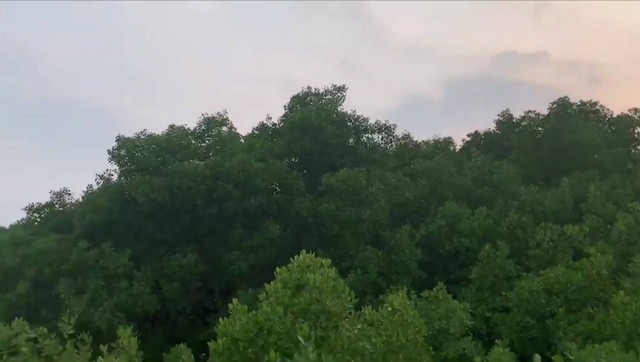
[1,1,639,225]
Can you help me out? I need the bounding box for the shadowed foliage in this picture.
[3,85,640,361]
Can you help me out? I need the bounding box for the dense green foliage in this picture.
[3,85,640,361]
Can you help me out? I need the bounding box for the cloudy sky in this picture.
[1,1,640,226]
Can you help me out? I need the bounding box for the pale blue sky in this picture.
[1,1,639,225]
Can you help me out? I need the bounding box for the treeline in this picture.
[2,85,640,361]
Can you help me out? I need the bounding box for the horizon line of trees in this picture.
[2,85,640,361]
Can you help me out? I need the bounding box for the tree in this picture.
[3,87,640,361]
[210,252,433,362]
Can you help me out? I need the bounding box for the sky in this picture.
[1,1,640,226]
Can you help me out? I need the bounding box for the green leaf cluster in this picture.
[4,86,640,361]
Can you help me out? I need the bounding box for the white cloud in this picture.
[362,2,640,62]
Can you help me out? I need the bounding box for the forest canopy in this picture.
[2,85,640,361]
